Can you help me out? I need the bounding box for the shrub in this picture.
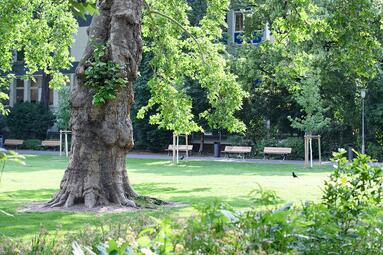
[6,103,55,140]
[280,136,305,159]
[254,136,278,157]
[367,142,383,161]
[56,86,70,131]
[134,128,172,152]
[249,184,282,206]
[322,149,383,231]
[22,139,42,150]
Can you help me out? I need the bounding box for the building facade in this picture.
[7,16,92,111]
[6,8,266,111]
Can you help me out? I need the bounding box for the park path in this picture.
[14,149,331,165]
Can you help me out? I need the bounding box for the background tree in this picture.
[56,86,71,131]
[288,71,330,134]
[236,0,383,156]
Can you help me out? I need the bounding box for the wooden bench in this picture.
[41,140,61,148]
[263,147,292,160]
[166,145,193,155]
[222,146,252,159]
[4,139,24,148]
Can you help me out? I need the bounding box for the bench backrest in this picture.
[4,139,24,146]
[167,145,193,150]
[224,146,252,153]
[42,140,61,147]
[263,147,292,154]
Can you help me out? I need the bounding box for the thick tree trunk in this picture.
[48,0,144,208]
[199,133,204,155]
[41,73,51,109]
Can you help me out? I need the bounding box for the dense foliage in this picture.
[235,0,383,158]
[56,86,71,131]
[132,54,172,152]
[138,0,247,135]
[6,102,55,140]
[0,0,77,88]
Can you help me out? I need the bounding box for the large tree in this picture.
[0,0,246,208]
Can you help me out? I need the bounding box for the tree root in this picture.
[134,195,169,209]
[46,189,167,210]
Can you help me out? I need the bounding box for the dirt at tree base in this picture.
[19,201,187,214]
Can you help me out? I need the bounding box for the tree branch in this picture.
[143,1,206,64]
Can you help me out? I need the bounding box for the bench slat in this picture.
[42,140,61,147]
[263,147,292,154]
[223,146,252,153]
[4,139,24,146]
[166,145,193,151]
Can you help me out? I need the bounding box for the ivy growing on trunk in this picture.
[84,44,128,105]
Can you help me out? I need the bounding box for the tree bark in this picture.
[48,0,144,208]
[199,132,204,155]
[41,73,50,109]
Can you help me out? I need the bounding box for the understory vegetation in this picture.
[1,152,382,254]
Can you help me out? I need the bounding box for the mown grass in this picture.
[0,155,332,238]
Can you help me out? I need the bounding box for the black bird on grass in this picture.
[292,172,298,178]
[180,155,185,160]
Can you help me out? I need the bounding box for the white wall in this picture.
[71,27,88,62]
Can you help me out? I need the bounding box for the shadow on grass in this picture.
[0,184,256,238]
[134,183,211,195]
[0,188,185,238]
[133,183,261,208]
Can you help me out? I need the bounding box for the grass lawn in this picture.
[0,155,332,239]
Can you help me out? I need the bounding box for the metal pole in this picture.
[172,133,176,164]
[176,135,179,164]
[318,136,322,165]
[309,137,313,168]
[186,134,188,159]
[65,131,69,157]
[59,130,62,157]
[304,135,308,167]
[362,97,365,154]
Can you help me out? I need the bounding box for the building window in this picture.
[31,76,42,103]
[235,12,244,32]
[16,79,24,103]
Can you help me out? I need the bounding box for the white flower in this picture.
[140,247,154,255]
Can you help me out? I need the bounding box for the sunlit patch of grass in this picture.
[0,155,332,238]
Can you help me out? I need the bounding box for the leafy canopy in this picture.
[138,0,247,134]
[237,0,383,133]
[0,0,246,135]
[0,0,77,86]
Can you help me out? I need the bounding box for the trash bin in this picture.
[346,144,354,161]
[214,142,221,158]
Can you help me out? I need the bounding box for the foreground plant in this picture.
[0,149,25,217]
[323,149,383,231]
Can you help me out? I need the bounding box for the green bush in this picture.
[280,136,305,159]
[367,142,383,161]
[56,86,70,131]
[323,149,383,230]
[22,139,42,150]
[6,102,55,140]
